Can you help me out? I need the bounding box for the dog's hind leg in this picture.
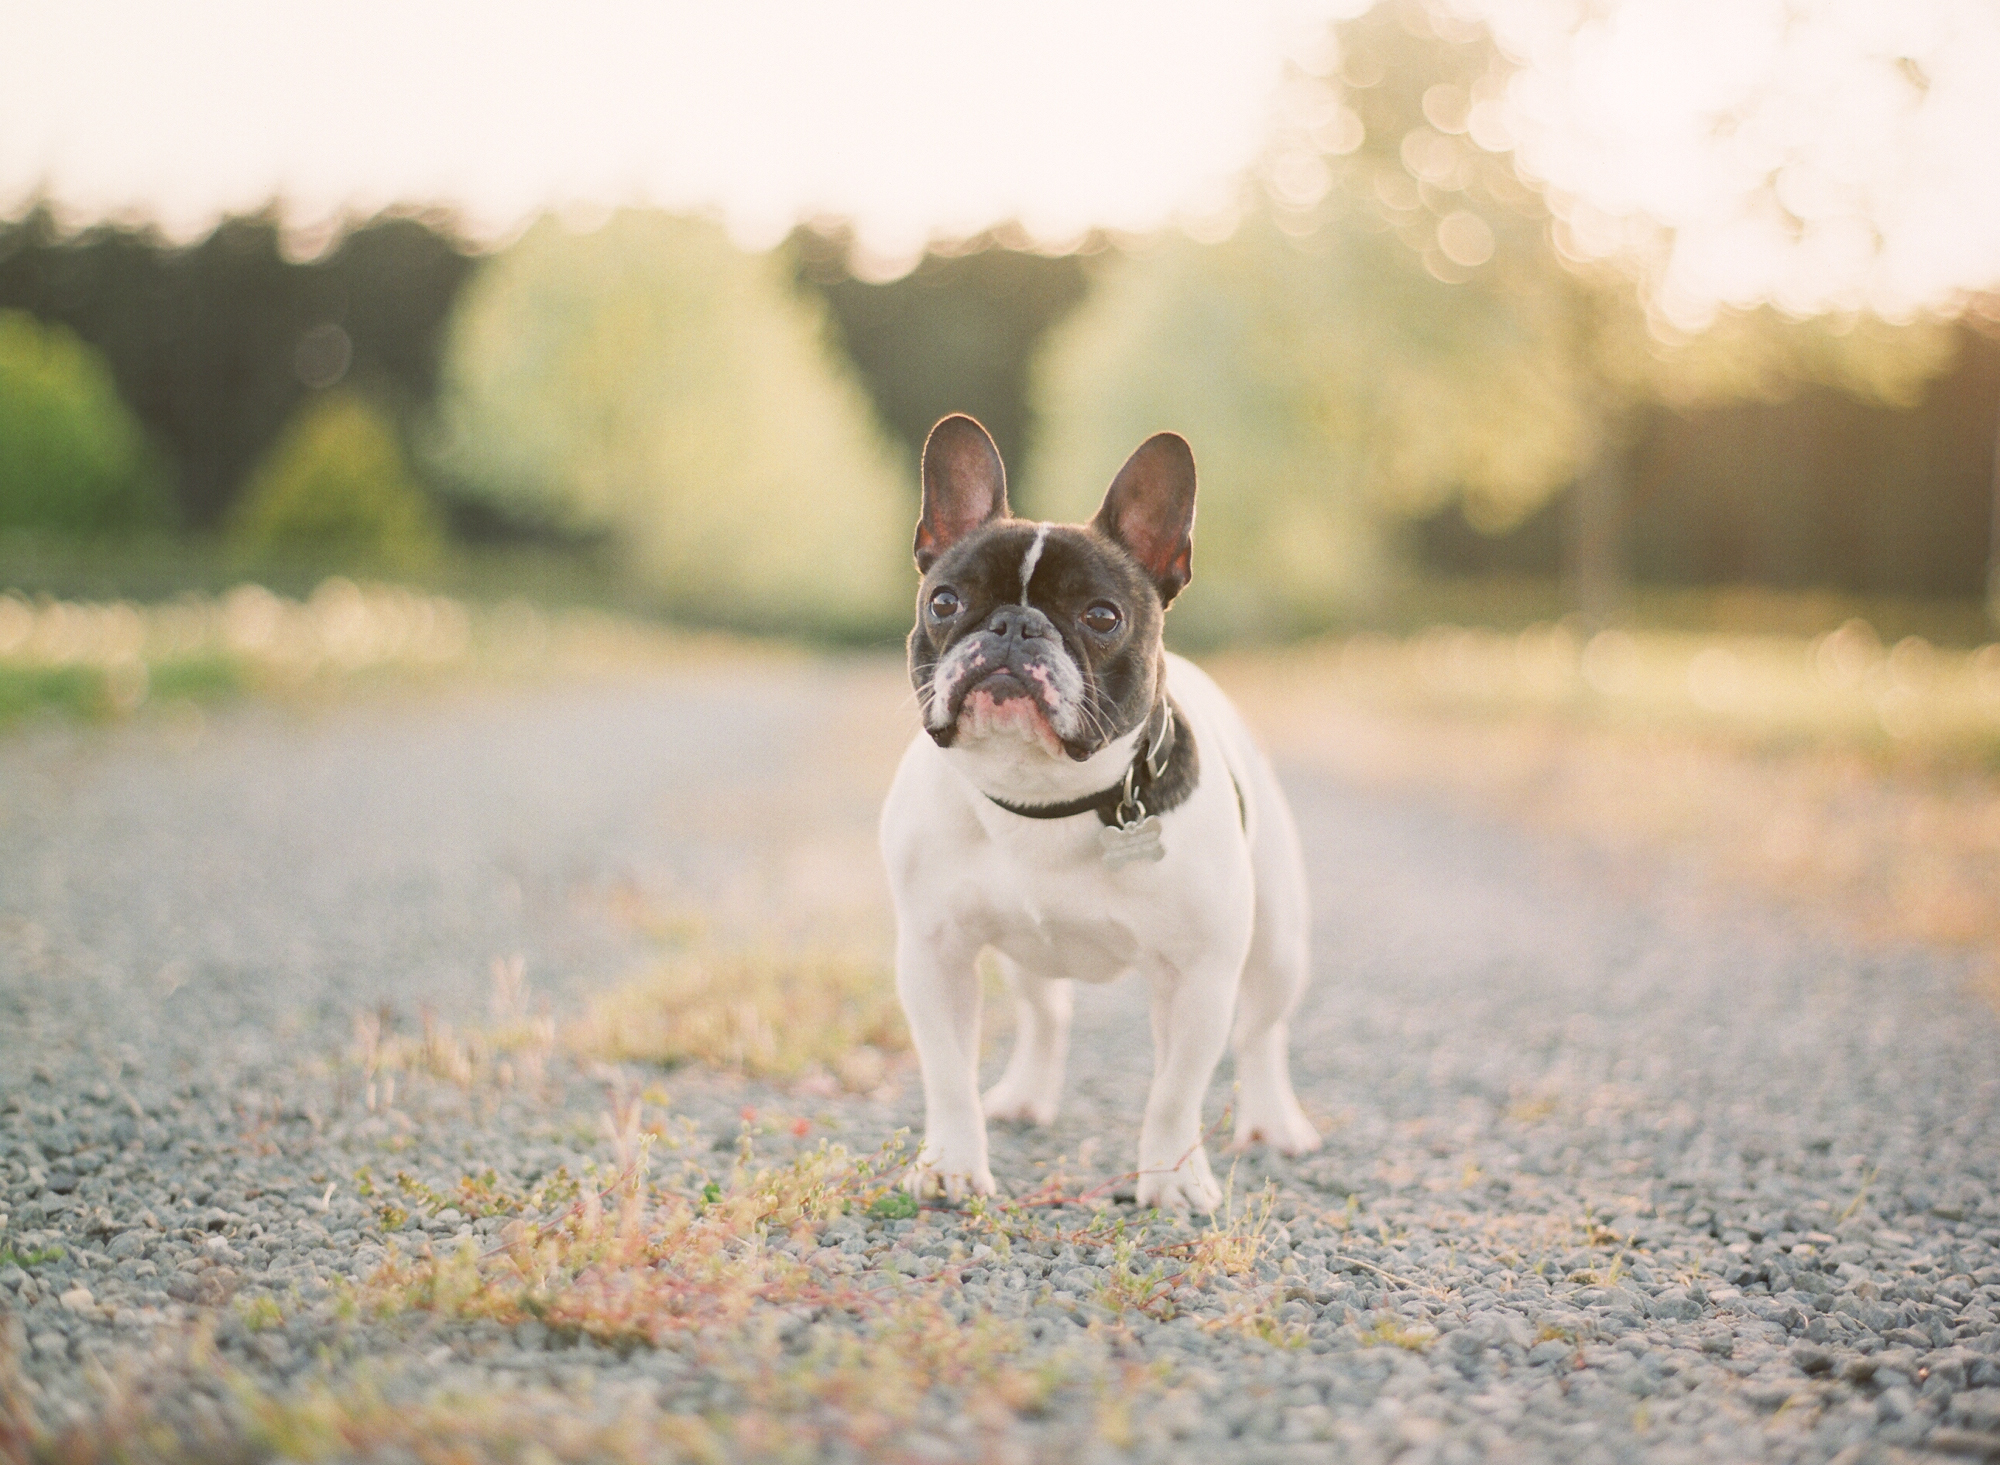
[1135,958,1237,1213]
[981,953,1071,1126]
[1228,793,1320,1155]
[1229,925,1319,1154]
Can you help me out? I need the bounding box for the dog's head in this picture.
[907,414,1195,763]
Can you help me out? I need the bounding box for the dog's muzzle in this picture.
[927,605,1092,755]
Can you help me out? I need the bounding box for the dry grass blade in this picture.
[569,949,906,1092]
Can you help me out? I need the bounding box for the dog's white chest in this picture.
[974,849,1146,984]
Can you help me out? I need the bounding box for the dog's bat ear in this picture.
[1094,432,1196,604]
[916,415,1009,572]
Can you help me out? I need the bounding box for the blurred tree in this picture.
[1030,3,1597,639]
[1417,323,2000,603]
[428,211,907,635]
[1550,301,1952,625]
[1313,0,1957,624]
[1031,0,1956,634]
[0,310,172,535]
[789,228,1090,487]
[0,206,475,529]
[225,392,446,574]
[1971,304,2000,623]
[1029,212,1586,641]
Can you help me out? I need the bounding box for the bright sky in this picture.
[1486,0,2000,325]
[5,0,1999,314]
[0,0,1351,273]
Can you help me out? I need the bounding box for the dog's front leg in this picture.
[896,932,995,1201]
[1135,962,1238,1213]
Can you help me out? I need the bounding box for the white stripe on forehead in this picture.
[1018,523,1051,603]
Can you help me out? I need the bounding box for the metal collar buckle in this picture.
[1112,702,1172,830]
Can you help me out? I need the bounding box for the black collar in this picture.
[985,699,1175,828]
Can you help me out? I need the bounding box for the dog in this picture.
[878,414,1319,1212]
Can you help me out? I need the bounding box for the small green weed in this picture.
[1092,1237,1173,1318]
[868,1190,919,1221]
[0,1243,63,1268]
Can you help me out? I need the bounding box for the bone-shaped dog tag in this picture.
[1099,816,1165,868]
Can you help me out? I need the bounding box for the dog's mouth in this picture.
[958,684,1059,752]
[935,663,1096,760]
[955,668,1056,748]
[965,667,1038,708]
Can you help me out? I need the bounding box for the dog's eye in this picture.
[1081,601,1122,635]
[928,587,963,620]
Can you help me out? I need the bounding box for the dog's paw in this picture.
[982,1077,1059,1127]
[901,1158,996,1204]
[1231,1100,1321,1156]
[1136,1150,1222,1214]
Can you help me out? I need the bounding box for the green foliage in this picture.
[1028,214,1586,640]
[0,1243,64,1267]
[150,655,242,703]
[789,227,1090,474]
[226,392,447,574]
[431,211,908,636]
[0,207,476,530]
[0,662,240,725]
[0,310,171,535]
[868,1190,919,1221]
[0,665,103,723]
[1614,306,1955,414]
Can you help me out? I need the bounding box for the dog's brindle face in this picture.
[907,415,1195,762]
[912,520,1164,759]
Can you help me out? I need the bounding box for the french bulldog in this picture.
[878,414,1319,1212]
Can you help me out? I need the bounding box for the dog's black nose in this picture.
[983,605,1052,643]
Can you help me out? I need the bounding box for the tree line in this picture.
[1,0,1996,637]
[0,207,471,531]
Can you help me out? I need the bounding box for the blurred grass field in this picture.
[5,577,1997,1007]
[1220,618,2000,1005]
[0,576,729,724]
[1248,616,2000,764]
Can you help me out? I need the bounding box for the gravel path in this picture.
[2,660,1998,1464]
